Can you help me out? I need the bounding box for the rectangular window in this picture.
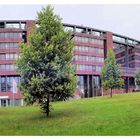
[21,23,25,29]
[1,77,6,92]
[6,23,20,29]
[0,54,5,59]
[0,33,5,38]
[0,76,20,92]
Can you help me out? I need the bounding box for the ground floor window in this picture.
[129,77,135,86]
[0,99,10,107]
[77,75,101,97]
[0,99,23,107]
[0,76,20,92]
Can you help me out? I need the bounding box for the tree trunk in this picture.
[110,88,112,98]
[46,95,50,117]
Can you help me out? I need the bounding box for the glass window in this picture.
[85,37,88,42]
[10,33,13,38]
[0,65,5,70]
[5,65,10,70]
[6,54,9,59]
[6,23,20,29]
[92,66,96,71]
[0,33,5,38]
[11,65,14,70]
[21,23,25,29]
[77,76,84,88]
[1,77,6,92]
[93,76,100,88]
[0,54,5,59]
[7,77,12,91]
[15,54,18,60]
[0,76,20,92]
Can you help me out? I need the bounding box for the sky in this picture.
[0,4,140,40]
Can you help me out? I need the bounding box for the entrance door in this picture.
[1,99,7,107]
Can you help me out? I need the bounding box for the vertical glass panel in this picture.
[1,77,6,92]
[7,77,12,91]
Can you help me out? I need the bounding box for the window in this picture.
[0,33,22,39]
[74,55,104,63]
[0,53,14,60]
[77,76,84,88]
[113,35,125,43]
[0,64,16,70]
[21,23,25,29]
[6,23,20,29]
[77,64,102,72]
[75,28,83,33]
[96,66,102,72]
[129,63,135,68]
[129,77,135,86]
[74,45,103,54]
[0,33,5,38]
[0,76,20,92]
[1,77,6,92]
[93,76,101,88]
[0,22,5,28]
[91,31,100,36]
[129,55,135,61]
[0,43,19,49]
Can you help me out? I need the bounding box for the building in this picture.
[0,20,139,107]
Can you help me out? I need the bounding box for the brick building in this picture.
[0,20,139,107]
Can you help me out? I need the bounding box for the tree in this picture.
[135,70,140,91]
[101,49,124,98]
[17,5,77,117]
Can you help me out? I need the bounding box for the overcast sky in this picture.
[0,4,140,40]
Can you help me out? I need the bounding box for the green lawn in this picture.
[0,92,140,136]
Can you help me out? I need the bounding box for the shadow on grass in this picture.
[27,105,87,122]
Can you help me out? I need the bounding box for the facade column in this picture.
[73,26,76,33]
[19,21,21,29]
[0,76,1,92]
[87,75,90,98]
[105,32,113,59]
[6,99,8,107]
[85,27,88,33]
[127,77,129,93]
[21,99,24,106]
[91,76,93,97]
[92,76,95,97]
[125,77,129,93]
[90,29,92,34]
[5,76,7,92]
[125,45,129,67]
[125,38,129,93]
[4,21,6,28]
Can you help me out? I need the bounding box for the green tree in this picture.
[135,70,140,91]
[101,49,124,98]
[17,5,77,117]
[135,70,140,85]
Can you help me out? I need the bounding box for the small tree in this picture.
[135,70,140,91]
[101,49,124,98]
[17,5,77,117]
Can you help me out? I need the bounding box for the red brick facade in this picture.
[0,20,139,106]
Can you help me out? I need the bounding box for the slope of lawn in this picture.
[0,92,140,136]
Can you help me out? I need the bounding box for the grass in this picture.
[0,92,140,136]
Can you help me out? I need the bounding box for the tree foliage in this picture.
[135,70,140,85]
[17,5,77,116]
[101,49,124,97]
